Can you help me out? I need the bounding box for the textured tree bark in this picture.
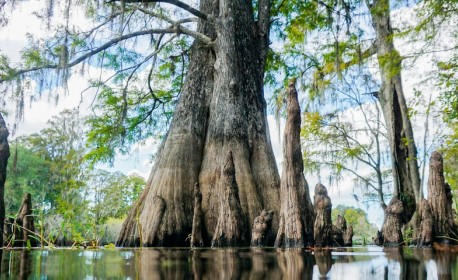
[418,199,433,246]
[211,151,248,247]
[427,151,450,243]
[191,182,203,247]
[445,183,458,237]
[13,193,37,247]
[117,0,280,247]
[0,113,9,247]
[251,209,274,247]
[381,198,404,246]
[275,79,314,248]
[314,184,332,247]
[368,0,421,234]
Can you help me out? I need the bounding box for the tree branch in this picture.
[1,27,211,83]
[108,0,211,21]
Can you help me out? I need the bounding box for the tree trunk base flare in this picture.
[251,209,274,247]
[418,199,433,246]
[211,151,248,247]
[275,79,314,248]
[191,182,204,247]
[381,198,404,246]
[0,113,9,247]
[117,0,281,247]
[314,184,332,247]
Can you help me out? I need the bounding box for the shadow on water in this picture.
[0,246,457,279]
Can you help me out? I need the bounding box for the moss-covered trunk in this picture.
[117,0,279,247]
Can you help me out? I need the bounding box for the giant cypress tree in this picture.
[0,1,280,246]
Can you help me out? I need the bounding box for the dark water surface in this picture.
[1,246,457,279]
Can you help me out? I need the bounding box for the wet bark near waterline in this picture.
[427,151,450,243]
[275,79,314,248]
[373,230,383,246]
[0,113,9,247]
[211,152,248,247]
[314,184,332,247]
[418,199,433,246]
[251,209,274,247]
[191,182,204,247]
[381,198,404,246]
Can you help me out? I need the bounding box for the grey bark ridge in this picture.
[314,184,332,247]
[0,113,9,247]
[251,209,274,246]
[211,151,248,247]
[275,79,314,248]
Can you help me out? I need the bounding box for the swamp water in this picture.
[0,246,457,279]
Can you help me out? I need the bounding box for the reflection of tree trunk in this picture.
[368,0,421,239]
[275,80,314,248]
[435,252,452,280]
[117,0,280,247]
[278,248,314,279]
[314,184,332,247]
[314,249,332,279]
[0,113,9,247]
[250,248,282,280]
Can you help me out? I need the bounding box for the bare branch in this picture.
[108,0,211,21]
[1,27,211,83]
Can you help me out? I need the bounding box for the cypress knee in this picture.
[332,215,346,247]
[211,151,248,247]
[251,209,274,246]
[381,198,404,246]
[418,199,433,246]
[275,79,314,248]
[344,225,353,247]
[314,184,332,247]
[15,193,37,247]
[427,151,450,243]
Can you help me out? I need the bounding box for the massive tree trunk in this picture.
[117,0,280,247]
[0,113,9,247]
[274,79,314,248]
[368,0,421,239]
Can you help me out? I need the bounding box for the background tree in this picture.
[332,204,378,245]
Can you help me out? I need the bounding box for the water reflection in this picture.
[0,247,456,279]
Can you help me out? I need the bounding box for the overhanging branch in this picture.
[108,0,211,21]
[1,27,211,83]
